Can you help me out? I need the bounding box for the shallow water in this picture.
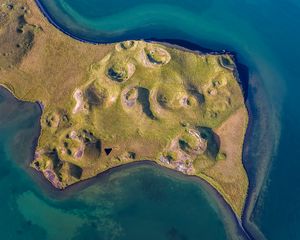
[2,0,300,239]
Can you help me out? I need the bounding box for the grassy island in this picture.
[0,0,249,216]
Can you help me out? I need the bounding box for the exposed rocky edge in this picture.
[0,1,38,70]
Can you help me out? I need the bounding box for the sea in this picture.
[1,0,300,239]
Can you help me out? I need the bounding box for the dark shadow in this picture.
[17,15,27,26]
[69,163,83,179]
[104,148,112,156]
[197,127,220,159]
[85,86,103,106]
[43,149,63,180]
[95,140,101,152]
[128,152,136,159]
[137,87,156,120]
[45,149,61,169]
[107,67,127,83]
[85,140,101,159]
[179,139,189,152]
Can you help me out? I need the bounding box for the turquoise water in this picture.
[1,0,300,239]
[0,88,246,239]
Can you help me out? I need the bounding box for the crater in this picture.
[179,129,207,155]
[141,46,171,67]
[219,55,235,71]
[118,40,137,50]
[106,62,135,82]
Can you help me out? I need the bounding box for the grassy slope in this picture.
[0,0,248,216]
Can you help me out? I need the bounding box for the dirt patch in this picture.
[72,89,85,114]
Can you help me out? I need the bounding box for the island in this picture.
[0,0,248,217]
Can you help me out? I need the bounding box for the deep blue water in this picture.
[1,0,300,239]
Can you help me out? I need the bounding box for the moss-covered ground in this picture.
[0,0,249,216]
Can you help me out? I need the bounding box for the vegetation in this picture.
[0,0,249,216]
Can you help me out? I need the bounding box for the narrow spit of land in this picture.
[0,0,248,216]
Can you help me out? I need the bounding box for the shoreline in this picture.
[9,1,275,239]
